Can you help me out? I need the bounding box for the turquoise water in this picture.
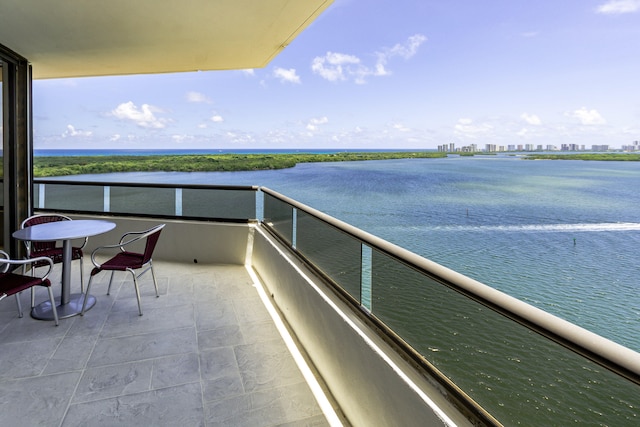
[57,154,640,425]
[73,155,640,352]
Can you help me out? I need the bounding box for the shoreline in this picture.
[31,151,640,177]
[523,153,640,161]
[32,151,446,177]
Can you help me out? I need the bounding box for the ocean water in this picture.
[51,153,640,425]
[59,154,640,351]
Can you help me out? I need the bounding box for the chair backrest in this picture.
[0,250,10,274]
[21,214,72,254]
[142,224,165,264]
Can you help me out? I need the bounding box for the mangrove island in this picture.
[32,151,446,177]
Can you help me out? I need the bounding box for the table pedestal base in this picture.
[31,293,96,320]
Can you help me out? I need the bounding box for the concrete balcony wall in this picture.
[250,226,472,427]
[72,215,251,265]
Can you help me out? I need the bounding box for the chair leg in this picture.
[29,267,37,308]
[47,286,59,326]
[81,275,95,315]
[130,269,143,316]
[150,261,160,298]
[107,271,115,295]
[15,292,23,318]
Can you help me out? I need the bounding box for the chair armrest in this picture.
[90,235,144,267]
[91,225,164,268]
[77,236,89,250]
[118,231,147,246]
[0,255,54,279]
[118,225,164,246]
[90,243,125,268]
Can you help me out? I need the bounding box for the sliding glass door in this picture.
[0,60,5,246]
[0,44,32,255]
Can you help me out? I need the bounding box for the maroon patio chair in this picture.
[21,214,87,293]
[81,224,165,316]
[0,250,59,326]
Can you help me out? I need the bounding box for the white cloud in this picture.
[392,123,411,132]
[186,91,211,103]
[172,134,194,143]
[225,131,256,144]
[312,52,361,82]
[521,113,542,125]
[312,34,426,84]
[241,69,255,77]
[273,67,301,84]
[454,118,494,139]
[110,134,121,142]
[111,101,167,129]
[62,124,92,138]
[596,0,640,14]
[306,116,329,131]
[387,34,426,59]
[568,107,606,125]
[374,34,427,77]
[198,114,223,129]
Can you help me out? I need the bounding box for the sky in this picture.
[32,0,640,151]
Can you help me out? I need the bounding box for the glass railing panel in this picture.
[297,211,362,302]
[371,248,639,426]
[33,182,38,208]
[182,188,255,220]
[38,183,104,211]
[263,192,293,245]
[110,186,174,216]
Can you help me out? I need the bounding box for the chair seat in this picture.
[31,247,83,267]
[92,251,145,275]
[0,273,52,296]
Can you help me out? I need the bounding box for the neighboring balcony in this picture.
[0,179,638,426]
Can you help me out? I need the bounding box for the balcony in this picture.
[1,180,639,426]
[0,260,331,426]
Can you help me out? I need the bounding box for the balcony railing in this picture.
[33,179,259,222]
[33,179,640,426]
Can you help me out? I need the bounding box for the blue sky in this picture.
[33,0,640,150]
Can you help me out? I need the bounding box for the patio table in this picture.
[13,219,116,319]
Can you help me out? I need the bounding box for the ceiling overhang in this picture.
[0,0,333,79]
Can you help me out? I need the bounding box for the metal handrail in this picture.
[260,186,640,384]
[34,178,258,192]
[27,180,640,382]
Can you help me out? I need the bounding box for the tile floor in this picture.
[0,260,329,426]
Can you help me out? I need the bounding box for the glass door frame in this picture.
[1,43,33,256]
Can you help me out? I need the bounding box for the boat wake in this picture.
[432,222,640,232]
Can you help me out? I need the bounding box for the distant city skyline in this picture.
[440,140,640,153]
[32,0,640,150]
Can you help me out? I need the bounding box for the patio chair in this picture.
[81,224,165,316]
[0,250,59,326]
[21,214,87,294]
